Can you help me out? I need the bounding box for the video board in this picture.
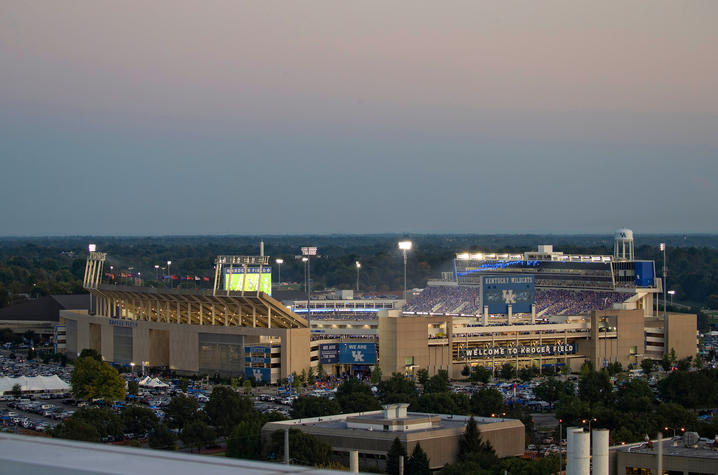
[482,274,535,314]
[224,267,272,294]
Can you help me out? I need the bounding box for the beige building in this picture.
[261,404,524,471]
[378,308,697,379]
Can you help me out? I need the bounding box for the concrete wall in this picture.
[665,313,697,361]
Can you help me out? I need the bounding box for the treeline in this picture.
[552,364,718,445]
[1,235,717,309]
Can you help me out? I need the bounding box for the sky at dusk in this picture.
[1,1,717,236]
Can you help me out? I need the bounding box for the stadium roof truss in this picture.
[88,286,307,329]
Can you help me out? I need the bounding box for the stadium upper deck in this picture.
[453,244,656,290]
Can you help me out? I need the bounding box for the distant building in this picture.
[611,433,718,475]
[0,294,89,337]
[261,404,524,472]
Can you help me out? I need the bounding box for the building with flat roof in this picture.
[261,404,525,472]
[611,434,718,475]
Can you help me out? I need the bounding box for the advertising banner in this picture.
[245,367,271,383]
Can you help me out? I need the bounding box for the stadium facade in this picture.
[61,230,697,381]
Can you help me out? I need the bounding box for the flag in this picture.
[171,275,179,280]
[203,277,210,282]
[194,276,200,281]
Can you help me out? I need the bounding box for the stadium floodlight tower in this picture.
[275,258,283,285]
[398,240,413,301]
[301,247,317,317]
[355,261,361,293]
[614,229,634,261]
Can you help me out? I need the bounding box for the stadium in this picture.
[60,230,697,382]
[379,229,696,378]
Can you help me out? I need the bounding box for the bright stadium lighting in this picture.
[88,244,96,252]
[275,258,283,285]
[398,240,413,301]
[167,261,172,288]
[355,261,361,293]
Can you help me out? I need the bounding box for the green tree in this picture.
[180,420,216,452]
[52,407,124,441]
[423,370,449,394]
[379,373,417,404]
[416,368,429,386]
[533,378,575,407]
[317,362,325,379]
[127,380,139,396]
[461,365,471,378]
[616,379,655,413]
[500,362,516,380]
[10,383,22,398]
[458,416,497,467]
[164,394,199,430]
[148,424,177,450]
[385,437,407,475]
[677,357,692,371]
[470,366,491,384]
[226,419,265,460]
[578,370,613,406]
[78,348,102,361]
[270,428,333,467]
[640,358,655,375]
[406,443,430,475]
[121,405,159,435]
[370,366,383,385]
[51,417,100,442]
[470,388,504,417]
[204,386,257,436]
[70,357,125,401]
[336,378,381,413]
[291,396,341,419]
[411,392,470,415]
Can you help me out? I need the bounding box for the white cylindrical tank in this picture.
[566,428,581,474]
[573,430,590,475]
[592,429,609,475]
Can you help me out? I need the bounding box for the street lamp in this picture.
[398,241,412,301]
[167,260,172,288]
[668,290,676,306]
[130,362,135,376]
[88,244,96,253]
[275,258,284,285]
[355,261,361,293]
[154,264,160,281]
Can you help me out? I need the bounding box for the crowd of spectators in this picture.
[534,289,629,316]
[404,286,481,315]
[404,285,630,317]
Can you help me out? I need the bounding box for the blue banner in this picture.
[482,274,535,314]
[245,345,271,354]
[320,343,339,364]
[246,367,271,382]
[339,343,377,365]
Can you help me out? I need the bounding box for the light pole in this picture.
[668,290,675,306]
[275,258,284,285]
[110,266,114,284]
[398,241,412,301]
[301,247,317,317]
[154,264,159,281]
[355,261,361,293]
[660,243,667,319]
[167,260,172,288]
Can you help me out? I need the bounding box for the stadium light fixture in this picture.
[398,240,413,301]
[275,258,284,285]
[167,260,172,288]
[88,244,96,252]
[355,261,361,293]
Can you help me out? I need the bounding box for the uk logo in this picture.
[502,290,517,304]
[252,369,264,381]
[352,351,364,362]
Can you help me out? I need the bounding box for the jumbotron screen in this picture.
[224,267,272,294]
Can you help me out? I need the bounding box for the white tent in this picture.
[0,375,71,394]
[150,378,168,388]
[138,376,152,386]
